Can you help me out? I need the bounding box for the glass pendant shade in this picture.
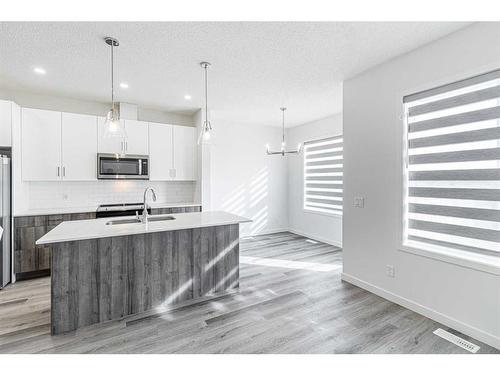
[197,120,212,145]
[103,108,127,139]
[197,62,212,145]
[102,37,126,141]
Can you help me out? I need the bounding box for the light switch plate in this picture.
[386,265,395,278]
[354,197,365,208]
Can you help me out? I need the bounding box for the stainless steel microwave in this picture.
[97,153,149,180]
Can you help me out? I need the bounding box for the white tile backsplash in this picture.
[28,180,196,209]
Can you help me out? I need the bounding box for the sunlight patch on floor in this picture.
[239,256,341,272]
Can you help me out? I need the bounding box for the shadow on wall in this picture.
[221,167,269,236]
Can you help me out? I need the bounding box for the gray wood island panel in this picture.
[50,224,239,335]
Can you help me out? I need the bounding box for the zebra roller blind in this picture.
[303,135,343,215]
[404,69,500,256]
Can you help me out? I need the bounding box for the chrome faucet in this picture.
[142,187,157,224]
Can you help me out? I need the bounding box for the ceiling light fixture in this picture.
[184,94,192,100]
[33,67,46,75]
[103,37,127,140]
[120,82,129,89]
[198,62,212,145]
[266,108,302,156]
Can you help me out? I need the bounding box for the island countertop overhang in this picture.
[36,211,252,245]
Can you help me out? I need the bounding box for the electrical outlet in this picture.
[386,265,395,278]
[354,197,365,208]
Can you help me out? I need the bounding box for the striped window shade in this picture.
[404,69,500,257]
[303,135,343,215]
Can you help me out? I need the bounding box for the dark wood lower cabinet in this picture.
[14,212,96,279]
[14,206,202,280]
[150,206,201,215]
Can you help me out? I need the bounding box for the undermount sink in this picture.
[106,218,142,225]
[147,216,176,222]
[105,216,176,225]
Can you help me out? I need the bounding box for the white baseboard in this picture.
[288,228,342,248]
[341,272,500,351]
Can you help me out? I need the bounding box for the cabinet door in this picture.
[173,125,196,180]
[61,113,98,180]
[149,122,173,181]
[97,116,124,154]
[21,108,62,181]
[0,100,12,147]
[124,120,149,155]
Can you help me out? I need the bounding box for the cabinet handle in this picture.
[125,141,128,152]
[62,166,66,177]
[121,141,123,152]
[57,166,60,177]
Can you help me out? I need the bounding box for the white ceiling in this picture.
[0,22,470,127]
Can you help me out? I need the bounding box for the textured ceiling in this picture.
[0,22,470,127]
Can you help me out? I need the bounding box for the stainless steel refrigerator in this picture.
[0,154,11,289]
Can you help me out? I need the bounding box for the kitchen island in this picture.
[36,211,251,334]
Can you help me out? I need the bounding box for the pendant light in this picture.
[103,37,127,140]
[198,61,212,144]
[266,108,302,155]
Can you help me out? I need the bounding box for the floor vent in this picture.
[433,328,480,353]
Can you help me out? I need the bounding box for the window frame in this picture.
[399,70,500,276]
[302,134,343,218]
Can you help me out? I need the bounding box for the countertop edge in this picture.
[36,213,251,245]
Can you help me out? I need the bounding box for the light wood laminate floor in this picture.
[0,232,497,354]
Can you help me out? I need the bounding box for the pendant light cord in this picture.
[111,42,114,113]
[204,63,209,129]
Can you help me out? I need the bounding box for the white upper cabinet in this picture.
[149,122,173,181]
[172,125,197,180]
[149,123,197,181]
[97,117,124,154]
[21,108,62,181]
[123,120,149,155]
[61,113,97,181]
[22,108,98,181]
[0,100,13,147]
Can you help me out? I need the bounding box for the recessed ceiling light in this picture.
[120,82,129,89]
[33,67,46,75]
[184,95,192,100]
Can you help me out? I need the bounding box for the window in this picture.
[303,135,343,215]
[403,69,500,258]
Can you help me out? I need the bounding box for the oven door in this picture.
[97,154,149,180]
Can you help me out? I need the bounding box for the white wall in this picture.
[209,120,288,236]
[286,114,343,246]
[343,23,500,349]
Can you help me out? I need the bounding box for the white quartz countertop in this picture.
[36,211,251,245]
[14,202,202,217]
